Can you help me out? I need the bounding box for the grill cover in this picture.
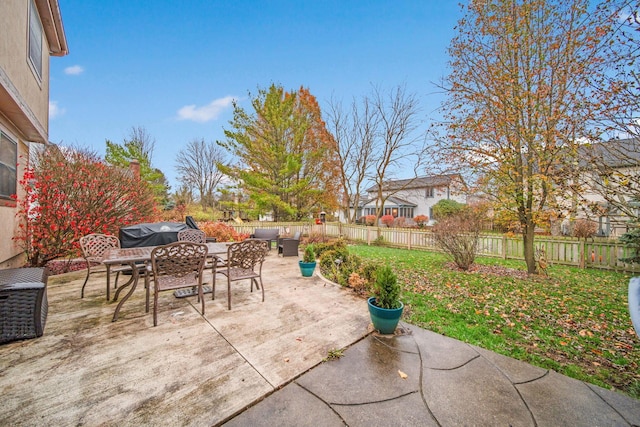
[119,222,189,248]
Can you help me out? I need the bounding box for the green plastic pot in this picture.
[299,261,316,277]
[367,297,404,334]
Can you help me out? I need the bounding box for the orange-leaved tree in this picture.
[294,87,341,218]
[219,84,339,221]
[13,145,157,266]
[437,0,610,274]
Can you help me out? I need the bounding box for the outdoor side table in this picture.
[0,267,48,344]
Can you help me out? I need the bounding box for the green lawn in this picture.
[349,245,640,399]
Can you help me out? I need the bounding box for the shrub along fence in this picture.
[231,222,640,273]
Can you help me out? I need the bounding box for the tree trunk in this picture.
[522,223,538,275]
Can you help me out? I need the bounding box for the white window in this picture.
[425,187,434,198]
[28,0,43,80]
[0,132,18,199]
[398,207,414,218]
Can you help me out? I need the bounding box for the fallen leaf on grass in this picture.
[398,370,408,379]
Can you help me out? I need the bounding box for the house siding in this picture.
[0,0,67,266]
[345,174,467,224]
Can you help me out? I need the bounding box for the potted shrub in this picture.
[299,244,316,277]
[367,265,404,334]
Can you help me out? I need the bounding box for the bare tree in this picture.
[127,125,156,161]
[370,85,425,219]
[327,84,424,222]
[595,1,639,141]
[326,95,377,223]
[175,139,227,209]
[105,126,168,202]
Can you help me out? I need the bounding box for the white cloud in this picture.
[64,65,84,75]
[177,96,236,123]
[49,101,65,119]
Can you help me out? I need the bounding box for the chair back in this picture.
[292,231,301,240]
[227,240,269,270]
[151,242,208,291]
[80,234,120,260]
[177,229,207,244]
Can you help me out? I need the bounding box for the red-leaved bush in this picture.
[414,214,429,227]
[13,146,157,266]
[198,221,249,242]
[380,215,395,227]
[364,215,377,226]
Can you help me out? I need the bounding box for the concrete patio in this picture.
[0,252,370,426]
[1,251,639,426]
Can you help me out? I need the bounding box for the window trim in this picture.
[425,187,434,198]
[0,131,18,201]
[28,0,43,81]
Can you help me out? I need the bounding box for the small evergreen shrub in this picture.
[373,265,401,309]
[620,227,640,264]
[303,244,316,263]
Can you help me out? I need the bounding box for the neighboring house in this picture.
[561,138,640,237]
[0,0,68,267]
[344,174,467,224]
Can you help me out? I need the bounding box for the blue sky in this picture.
[49,1,462,189]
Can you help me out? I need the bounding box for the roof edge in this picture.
[35,0,69,56]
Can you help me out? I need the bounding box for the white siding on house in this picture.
[344,174,467,224]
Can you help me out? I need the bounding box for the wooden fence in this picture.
[231,221,640,273]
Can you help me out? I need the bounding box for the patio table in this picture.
[102,242,229,321]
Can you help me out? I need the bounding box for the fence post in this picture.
[367,227,371,245]
[502,235,507,259]
[408,229,412,250]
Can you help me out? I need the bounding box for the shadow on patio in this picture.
[0,252,370,426]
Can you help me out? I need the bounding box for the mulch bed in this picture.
[45,259,93,276]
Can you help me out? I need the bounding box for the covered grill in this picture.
[119,221,195,248]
